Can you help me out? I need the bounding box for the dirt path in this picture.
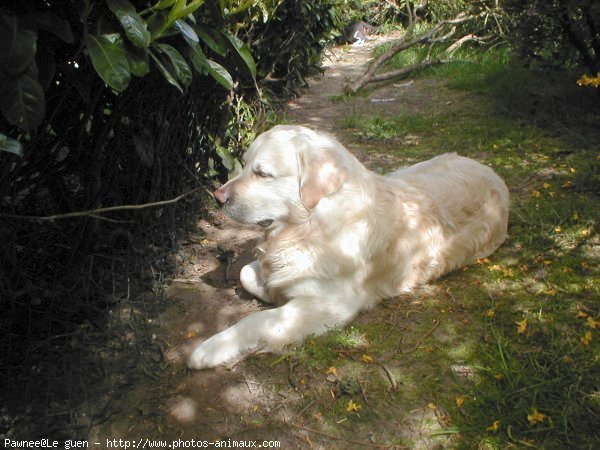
[87,35,461,449]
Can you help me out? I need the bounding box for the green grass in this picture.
[333,44,600,448]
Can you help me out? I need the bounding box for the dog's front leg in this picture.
[239,260,272,303]
[187,295,364,369]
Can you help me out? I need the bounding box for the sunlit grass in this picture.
[332,44,600,448]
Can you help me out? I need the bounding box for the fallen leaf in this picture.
[531,190,541,198]
[581,331,593,346]
[527,408,547,425]
[516,319,528,334]
[361,354,373,363]
[485,309,496,318]
[455,396,465,408]
[585,317,600,329]
[486,420,500,432]
[326,366,338,375]
[346,399,361,412]
[543,182,551,189]
[576,311,589,319]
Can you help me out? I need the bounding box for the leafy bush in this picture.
[503,0,600,74]
[0,0,339,355]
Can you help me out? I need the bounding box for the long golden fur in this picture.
[188,125,509,369]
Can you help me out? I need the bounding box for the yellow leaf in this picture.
[543,260,552,266]
[576,311,589,319]
[326,366,338,375]
[542,182,551,189]
[581,331,593,346]
[531,190,541,198]
[554,226,562,233]
[570,167,577,173]
[571,212,579,221]
[545,288,558,296]
[485,309,496,318]
[455,396,465,408]
[516,319,528,334]
[427,402,437,410]
[361,354,373,363]
[527,409,547,425]
[477,257,491,265]
[586,317,600,329]
[346,399,361,412]
[494,373,504,380]
[486,420,500,432]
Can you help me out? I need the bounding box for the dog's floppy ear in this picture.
[298,150,347,209]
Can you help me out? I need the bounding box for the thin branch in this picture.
[445,33,494,55]
[401,319,440,354]
[345,13,476,94]
[1,187,207,222]
[367,59,445,84]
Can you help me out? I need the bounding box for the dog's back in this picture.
[390,153,509,267]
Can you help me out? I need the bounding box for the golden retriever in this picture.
[188,125,509,369]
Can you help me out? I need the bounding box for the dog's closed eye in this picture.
[253,167,272,178]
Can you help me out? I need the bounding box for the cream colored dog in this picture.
[188,125,509,369]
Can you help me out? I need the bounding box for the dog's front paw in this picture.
[187,339,236,369]
[187,326,262,370]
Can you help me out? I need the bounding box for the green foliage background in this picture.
[0,0,340,355]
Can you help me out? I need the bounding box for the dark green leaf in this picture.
[0,133,24,157]
[106,0,151,48]
[149,50,183,93]
[155,43,192,87]
[184,36,210,75]
[207,59,233,91]
[127,47,150,77]
[174,19,198,42]
[195,25,228,56]
[85,34,131,92]
[216,145,235,171]
[184,36,232,90]
[27,11,74,43]
[223,32,256,78]
[0,63,45,131]
[0,11,37,76]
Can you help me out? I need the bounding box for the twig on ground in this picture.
[402,319,440,353]
[381,364,398,391]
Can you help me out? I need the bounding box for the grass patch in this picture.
[333,47,600,448]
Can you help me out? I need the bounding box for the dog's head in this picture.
[214,125,350,227]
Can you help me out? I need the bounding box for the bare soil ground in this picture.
[84,35,476,449]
